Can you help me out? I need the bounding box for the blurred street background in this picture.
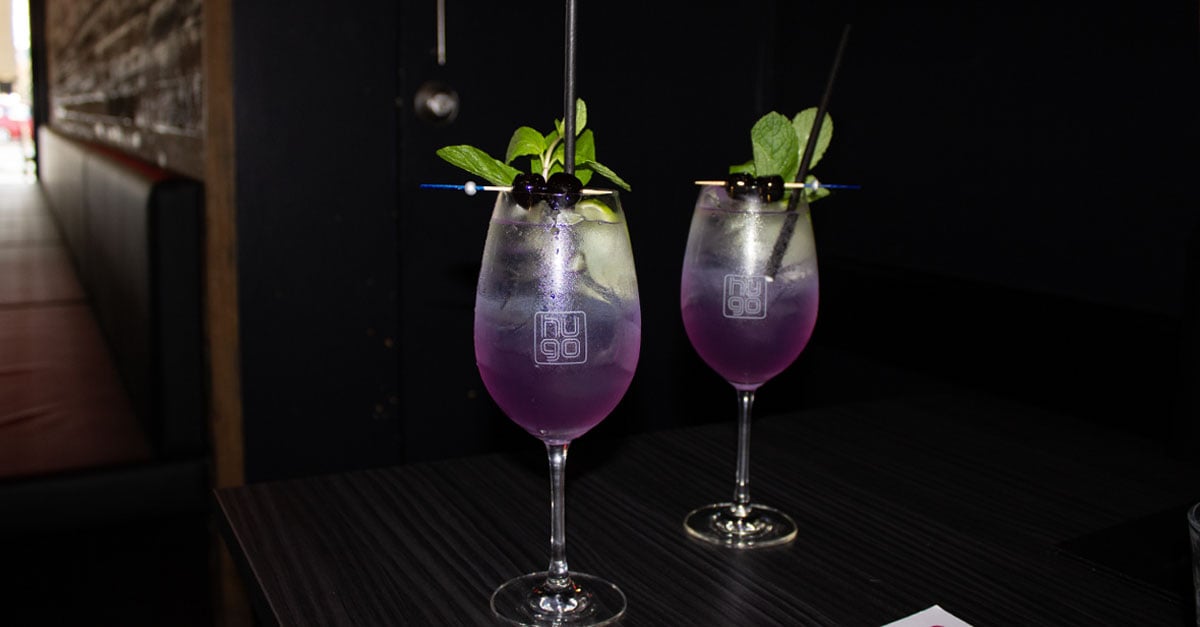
[0,130,35,183]
[1,0,33,183]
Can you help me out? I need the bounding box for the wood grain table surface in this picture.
[216,391,1200,626]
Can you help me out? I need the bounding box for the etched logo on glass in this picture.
[723,275,768,319]
[534,311,588,365]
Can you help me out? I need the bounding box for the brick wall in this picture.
[45,0,202,178]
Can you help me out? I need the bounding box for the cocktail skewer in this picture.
[420,182,507,195]
[420,182,612,196]
[421,181,861,196]
[693,180,861,190]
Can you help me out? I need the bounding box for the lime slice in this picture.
[574,199,618,223]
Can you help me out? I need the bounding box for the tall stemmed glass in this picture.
[476,189,640,625]
[680,184,819,548]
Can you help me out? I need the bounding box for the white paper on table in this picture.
[880,604,973,627]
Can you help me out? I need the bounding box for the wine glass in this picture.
[475,188,641,625]
[680,184,819,548]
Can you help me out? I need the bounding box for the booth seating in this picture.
[0,127,209,533]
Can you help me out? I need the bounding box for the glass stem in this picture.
[732,389,755,516]
[545,442,571,589]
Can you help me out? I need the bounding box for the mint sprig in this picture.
[436,99,630,191]
[752,112,799,183]
[435,145,520,187]
[730,106,834,201]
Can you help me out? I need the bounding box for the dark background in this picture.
[231,0,1200,482]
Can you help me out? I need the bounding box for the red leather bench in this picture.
[0,129,208,533]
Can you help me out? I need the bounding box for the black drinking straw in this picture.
[562,0,578,174]
[768,23,852,276]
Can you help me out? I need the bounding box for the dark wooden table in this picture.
[216,392,1200,626]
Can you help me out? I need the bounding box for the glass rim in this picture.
[492,188,626,225]
[695,184,802,214]
[501,188,621,200]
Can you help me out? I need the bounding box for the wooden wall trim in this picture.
[201,0,242,492]
[203,6,250,625]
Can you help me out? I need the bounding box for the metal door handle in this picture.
[414,80,459,125]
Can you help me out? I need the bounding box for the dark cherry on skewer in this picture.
[725,173,757,198]
[757,175,785,202]
[546,172,583,210]
[511,173,546,209]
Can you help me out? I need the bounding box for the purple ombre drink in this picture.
[681,269,817,389]
[475,193,641,444]
[680,186,819,390]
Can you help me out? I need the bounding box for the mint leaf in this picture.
[435,145,521,186]
[581,160,631,191]
[553,99,587,138]
[575,99,587,136]
[553,129,595,184]
[548,130,594,170]
[550,141,565,169]
[436,98,629,193]
[725,107,836,202]
[574,129,629,191]
[729,160,755,175]
[752,112,799,181]
[792,108,833,170]
[574,129,596,163]
[505,127,546,164]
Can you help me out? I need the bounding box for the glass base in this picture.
[490,571,626,626]
[684,502,797,549]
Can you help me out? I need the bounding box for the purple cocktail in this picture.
[476,190,639,624]
[476,292,641,443]
[681,266,818,390]
[680,184,819,548]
